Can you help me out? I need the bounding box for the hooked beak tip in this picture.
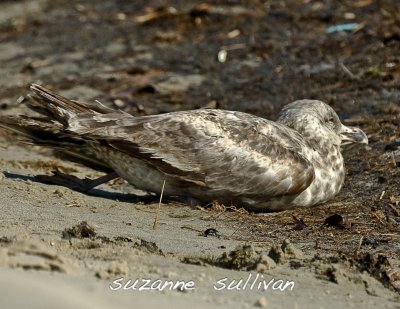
[340,125,368,145]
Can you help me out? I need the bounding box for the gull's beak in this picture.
[340,125,368,146]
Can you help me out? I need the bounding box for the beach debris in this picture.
[62,221,97,239]
[217,49,227,63]
[355,253,399,292]
[134,239,164,256]
[202,228,220,238]
[227,29,240,39]
[134,6,178,24]
[323,214,345,229]
[326,23,358,33]
[292,216,307,230]
[299,62,335,75]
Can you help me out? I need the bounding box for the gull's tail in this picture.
[0,84,116,171]
[29,84,115,123]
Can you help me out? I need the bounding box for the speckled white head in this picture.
[277,100,368,147]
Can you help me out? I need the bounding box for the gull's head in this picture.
[277,100,368,147]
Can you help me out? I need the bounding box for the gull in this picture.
[0,84,368,211]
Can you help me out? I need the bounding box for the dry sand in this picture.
[0,144,398,308]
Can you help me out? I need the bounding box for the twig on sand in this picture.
[357,235,363,252]
[153,179,166,230]
[339,62,359,80]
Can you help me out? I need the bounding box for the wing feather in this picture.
[70,109,315,198]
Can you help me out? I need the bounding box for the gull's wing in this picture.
[69,109,315,198]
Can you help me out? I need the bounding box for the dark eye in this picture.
[328,117,334,122]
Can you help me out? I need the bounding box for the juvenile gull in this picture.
[0,84,368,211]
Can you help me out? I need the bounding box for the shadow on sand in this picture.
[3,171,159,204]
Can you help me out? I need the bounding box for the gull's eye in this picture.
[328,117,334,122]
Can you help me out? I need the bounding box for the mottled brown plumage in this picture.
[0,84,368,211]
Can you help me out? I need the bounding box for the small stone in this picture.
[344,12,356,19]
[254,296,268,307]
[217,49,227,63]
[116,12,127,20]
[113,99,125,108]
[227,29,240,39]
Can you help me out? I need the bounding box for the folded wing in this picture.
[70,109,315,199]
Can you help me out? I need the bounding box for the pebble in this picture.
[254,296,268,308]
[217,49,227,63]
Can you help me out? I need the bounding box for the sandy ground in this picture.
[0,0,399,308]
[0,144,398,308]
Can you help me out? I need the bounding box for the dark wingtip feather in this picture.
[0,115,63,141]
